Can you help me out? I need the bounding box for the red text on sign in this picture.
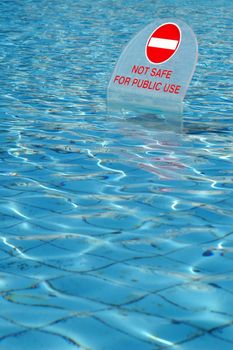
[132,79,162,91]
[150,68,172,79]
[163,84,181,94]
[114,75,131,86]
[131,65,150,75]
[131,65,172,79]
[113,75,181,95]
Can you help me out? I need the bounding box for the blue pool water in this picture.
[0,0,233,349]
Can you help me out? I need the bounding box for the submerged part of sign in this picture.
[107,19,198,115]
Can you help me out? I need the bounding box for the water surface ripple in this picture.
[0,0,233,349]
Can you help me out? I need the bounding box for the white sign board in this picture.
[107,19,198,115]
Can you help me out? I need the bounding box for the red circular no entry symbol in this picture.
[146,23,181,64]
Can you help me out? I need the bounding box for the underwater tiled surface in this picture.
[0,0,233,349]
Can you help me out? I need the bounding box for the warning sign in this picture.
[146,23,181,64]
[107,19,198,114]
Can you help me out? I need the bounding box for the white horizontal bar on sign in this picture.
[148,37,178,50]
